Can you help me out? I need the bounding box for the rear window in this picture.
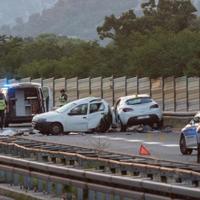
[126,97,152,105]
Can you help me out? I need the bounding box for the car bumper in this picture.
[32,121,51,133]
[127,114,161,126]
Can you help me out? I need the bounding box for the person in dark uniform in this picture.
[59,89,68,106]
[0,92,7,130]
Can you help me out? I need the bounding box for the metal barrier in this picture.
[0,155,199,200]
[0,138,199,199]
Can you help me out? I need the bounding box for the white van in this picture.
[1,82,53,126]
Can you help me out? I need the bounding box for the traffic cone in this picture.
[139,144,151,156]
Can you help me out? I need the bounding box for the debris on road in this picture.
[0,127,33,137]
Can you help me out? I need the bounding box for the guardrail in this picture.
[0,138,200,199]
[0,155,199,200]
[163,111,196,118]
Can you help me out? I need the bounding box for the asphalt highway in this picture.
[22,129,199,164]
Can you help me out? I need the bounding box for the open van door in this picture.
[42,86,53,112]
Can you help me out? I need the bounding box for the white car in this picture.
[32,97,112,134]
[179,113,200,155]
[113,94,163,132]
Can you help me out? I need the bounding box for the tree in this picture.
[97,0,197,44]
[97,10,137,41]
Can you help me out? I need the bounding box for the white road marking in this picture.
[92,135,178,147]
[162,144,179,147]
[92,136,108,138]
[144,142,162,145]
[124,139,143,143]
[109,137,127,140]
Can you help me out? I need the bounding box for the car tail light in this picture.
[123,108,134,112]
[150,104,159,109]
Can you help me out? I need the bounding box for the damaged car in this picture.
[32,97,112,134]
[113,94,163,132]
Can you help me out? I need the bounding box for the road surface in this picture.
[22,129,199,164]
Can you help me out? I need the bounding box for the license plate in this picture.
[137,115,149,119]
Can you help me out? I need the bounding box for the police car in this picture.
[32,97,112,134]
[179,112,200,155]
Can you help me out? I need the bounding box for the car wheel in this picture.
[50,123,63,135]
[97,118,110,133]
[179,133,193,155]
[97,110,112,133]
[157,119,163,129]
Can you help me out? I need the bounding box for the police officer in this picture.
[0,92,7,130]
[59,89,68,106]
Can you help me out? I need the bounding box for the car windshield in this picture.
[56,102,76,113]
[126,97,152,105]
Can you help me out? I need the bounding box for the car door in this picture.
[65,103,88,132]
[87,102,106,130]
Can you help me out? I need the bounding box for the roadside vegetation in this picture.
[1,0,200,79]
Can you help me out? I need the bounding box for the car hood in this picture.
[33,111,61,122]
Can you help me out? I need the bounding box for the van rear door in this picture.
[42,86,53,112]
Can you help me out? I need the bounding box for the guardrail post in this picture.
[29,176,34,190]
[0,171,5,182]
[14,173,19,186]
[5,171,12,184]
[77,188,84,200]
[56,183,63,196]
[97,192,104,200]
[106,193,111,200]
[47,181,53,194]
[38,179,43,192]
[89,190,95,200]
[23,175,30,190]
